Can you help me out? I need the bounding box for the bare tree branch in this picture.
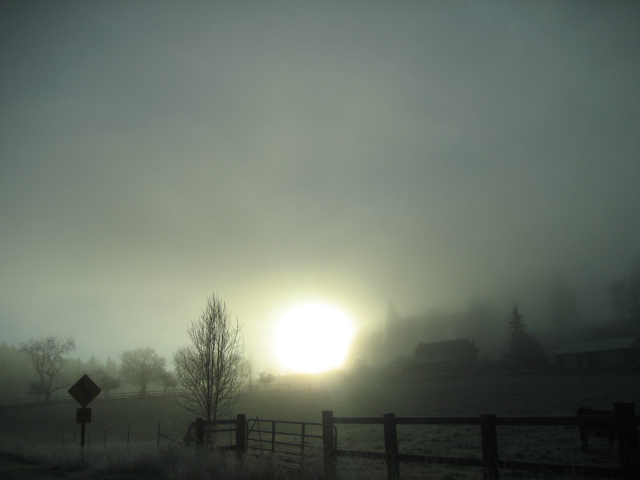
[19,336,76,401]
[119,347,166,397]
[174,293,248,421]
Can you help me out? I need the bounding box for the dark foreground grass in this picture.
[0,432,333,480]
[0,432,608,480]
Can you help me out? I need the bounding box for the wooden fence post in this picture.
[323,410,336,478]
[195,417,204,449]
[271,421,276,453]
[301,423,306,469]
[383,413,400,480]
[614,402,639,480]
[236,414,246,456]
[481,414,499,480]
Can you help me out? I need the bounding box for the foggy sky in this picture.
[1,1,639,372]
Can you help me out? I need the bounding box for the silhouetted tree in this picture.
[105,356,118,377]
[160,370,179,393]
[27,380,47,401]
[174,293,247,421]
[19,336,76,401]
[508,306,546,369]
[257,371,276,386]
[240,359,252,387]
[85,356,103,374]
[119,347,166,397]
[93,368,121,397]
[508,305,526,342]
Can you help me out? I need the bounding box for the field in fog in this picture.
[0,372,638,478]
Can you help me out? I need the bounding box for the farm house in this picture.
[388,339,479,372]
[555,336,640,371]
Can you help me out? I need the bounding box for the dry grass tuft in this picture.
[0,432,330,479]
[0,431,85,471]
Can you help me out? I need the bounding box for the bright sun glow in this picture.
[275,303,355,374]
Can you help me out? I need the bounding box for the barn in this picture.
[555,336,640,371]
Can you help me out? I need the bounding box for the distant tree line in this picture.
[350,255,640,371]
[0,338,121,402]
[352,300,509,368]
[0,337,177,402]
[2,291,250,427]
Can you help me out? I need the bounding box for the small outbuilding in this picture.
[555,336,640,371]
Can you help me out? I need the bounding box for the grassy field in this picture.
[0,370,638,479]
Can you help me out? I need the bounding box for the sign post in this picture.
[68,374,101,448]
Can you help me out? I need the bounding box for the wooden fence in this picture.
[322,402,639,480]
[196,402,639,480]
[194,415,332,470]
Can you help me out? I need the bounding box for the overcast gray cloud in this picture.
[1,1,639,370]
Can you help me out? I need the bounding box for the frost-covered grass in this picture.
[0,432,320,479]
[0,429,615,480]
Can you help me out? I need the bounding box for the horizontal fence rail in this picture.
[193,402,638,480]
[20,400,636,479]
[322,402,640,480]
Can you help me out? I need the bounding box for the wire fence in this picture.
[9,421,190,450]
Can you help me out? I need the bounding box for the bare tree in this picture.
[93,368,121,397]
[19,336,76,401]
[27,380,48,401]
[174,293,247,420]
[257,371,276,387]
[119,347,166,397]
[160,370,179,393]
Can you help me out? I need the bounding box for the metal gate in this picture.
[246,417,336,470]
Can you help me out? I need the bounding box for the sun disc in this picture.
[275,303,354,373]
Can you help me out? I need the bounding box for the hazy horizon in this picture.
[2,1,639,373]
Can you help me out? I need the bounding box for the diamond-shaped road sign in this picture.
[68,374,101,407]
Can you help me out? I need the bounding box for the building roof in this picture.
[555,337,638,356]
